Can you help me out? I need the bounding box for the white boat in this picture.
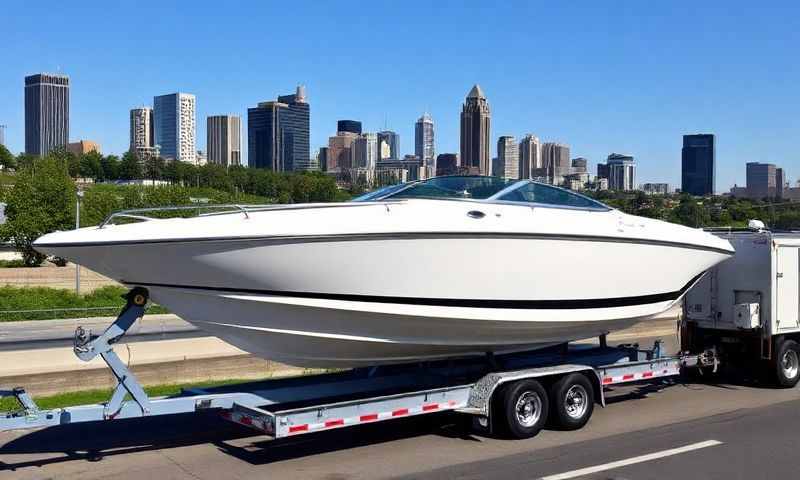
[33,176,734,367]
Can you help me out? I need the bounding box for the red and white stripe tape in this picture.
[601,366,680,385]
[285,399,464,435]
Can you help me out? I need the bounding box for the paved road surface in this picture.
[2,333,800,479]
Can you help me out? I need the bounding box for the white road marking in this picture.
[540,439,723,480]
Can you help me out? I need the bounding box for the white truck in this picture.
[2,225,798,441]
[684,228,800,387]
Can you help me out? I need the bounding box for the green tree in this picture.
[79,151,103,179]
[144,156,166,183]
[119,151,143,180]
[100,154,120,181]
[0,156,76,266]
[0,144,16,170]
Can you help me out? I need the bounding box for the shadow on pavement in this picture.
[0,411,478,471]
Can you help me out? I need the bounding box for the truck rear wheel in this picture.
[548,373,594,430]
[498,379,549,439]
[773,339,800,388]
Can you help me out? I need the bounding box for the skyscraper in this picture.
[0,125,6,147]
[606,153,636,191]
[571,157,588,173]
[541,142,570,184]
[154,93,196,163]
[337,120,362,135]
[130,107,154,158]
[436,153,459,176]
[247,86,310,171]
[352,132,378,169]
[327,132,359,171]
[497,136,518,179]
[415,113,435,173]
[460,84,491,175]
[207,115,242,166]
[746,162,778,199]
[25,73,69,156]
[377,131,400,160]
[518,134,541,179]
[681,134,715,196]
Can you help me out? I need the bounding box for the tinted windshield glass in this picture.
[351,183,408,202]
[383,176,515,200]
[499,182,608,209]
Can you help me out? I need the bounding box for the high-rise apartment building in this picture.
[129,107,155,160]
[154,93,196,163]
[377,131,400,160]
[248,86,310,171]
[207,115,242,166]
[352,133,378,170]
[460,85,491,175]
[681,134,715,196]
[497,136,518,179]
[415,113,435,172]
[606,153,636,191]
[541,142,570,184]
[327,132,359,171]
[25,73,69,156]
[518,134,541,179]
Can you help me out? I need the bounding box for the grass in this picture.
[0,285,169,321]
[0,259,28,268]
[0,377,270,411]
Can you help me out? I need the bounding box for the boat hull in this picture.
[40,234,727,367]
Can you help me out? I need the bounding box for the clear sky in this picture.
[2,1,798,191]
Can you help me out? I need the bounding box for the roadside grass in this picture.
[0,285,169,321]
[0,259,28,268]
[0,377,271,411]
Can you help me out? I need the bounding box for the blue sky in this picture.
[2,1,798,191]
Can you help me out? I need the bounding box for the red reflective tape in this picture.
[422,403,439,412]
[360,413,378,422]
[220,411,231,419]
[642,371,654,378]
[240,416,252,426]
[289,424,308,433]
[623,374,635,380]
[602,377,613,384]
[325,419,344,428]
[392,408,409,417]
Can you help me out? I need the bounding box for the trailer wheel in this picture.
[773,339,800,388]
[499,379,549,439]
[548,373,594,430]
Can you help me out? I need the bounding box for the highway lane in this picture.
[2,334,800,479]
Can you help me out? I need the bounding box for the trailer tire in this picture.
[548,373,594,430]
[499,379,549,439]
[773,339,800,388]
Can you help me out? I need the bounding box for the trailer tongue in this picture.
[2,287,718,440]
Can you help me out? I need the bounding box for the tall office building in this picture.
[415,113,435,172]
[25,73,69,156]
[571,157,588,173]
[154,93,196,163]
[776,168,786,199]
[681,134,715,196]
[67,140,100,156]
[541,142,570,184]
[518,134,541,179]
[317,147,329,171]
[207,115,242,166]
[746,162,778,199]
[377,131,400,160]
[248,86,310,171]
[460,84,491,175]
[337,120,362,135]
[327,132,359,171]
[0,125,6,147]
[497,136,518,179]
[130,107,155,160]
[436,153,459,176]
[606,153,636,191]
[352,133,378,169]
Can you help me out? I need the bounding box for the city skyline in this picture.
[1,2,798,189]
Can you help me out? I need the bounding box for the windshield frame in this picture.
[352,176,611,212]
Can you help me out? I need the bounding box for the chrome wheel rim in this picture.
[781,349,799,379]
[515,391,542,428]
[564,385,589,420]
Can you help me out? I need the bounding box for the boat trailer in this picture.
[1,288,719,439]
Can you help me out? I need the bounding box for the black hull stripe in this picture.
[40,231,734,256]
[125,273,703,310]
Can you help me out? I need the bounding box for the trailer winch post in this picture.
[73,287,152,418]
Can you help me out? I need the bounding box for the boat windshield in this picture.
[375,176,516,200]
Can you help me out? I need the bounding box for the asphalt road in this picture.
[2,336,800,479]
